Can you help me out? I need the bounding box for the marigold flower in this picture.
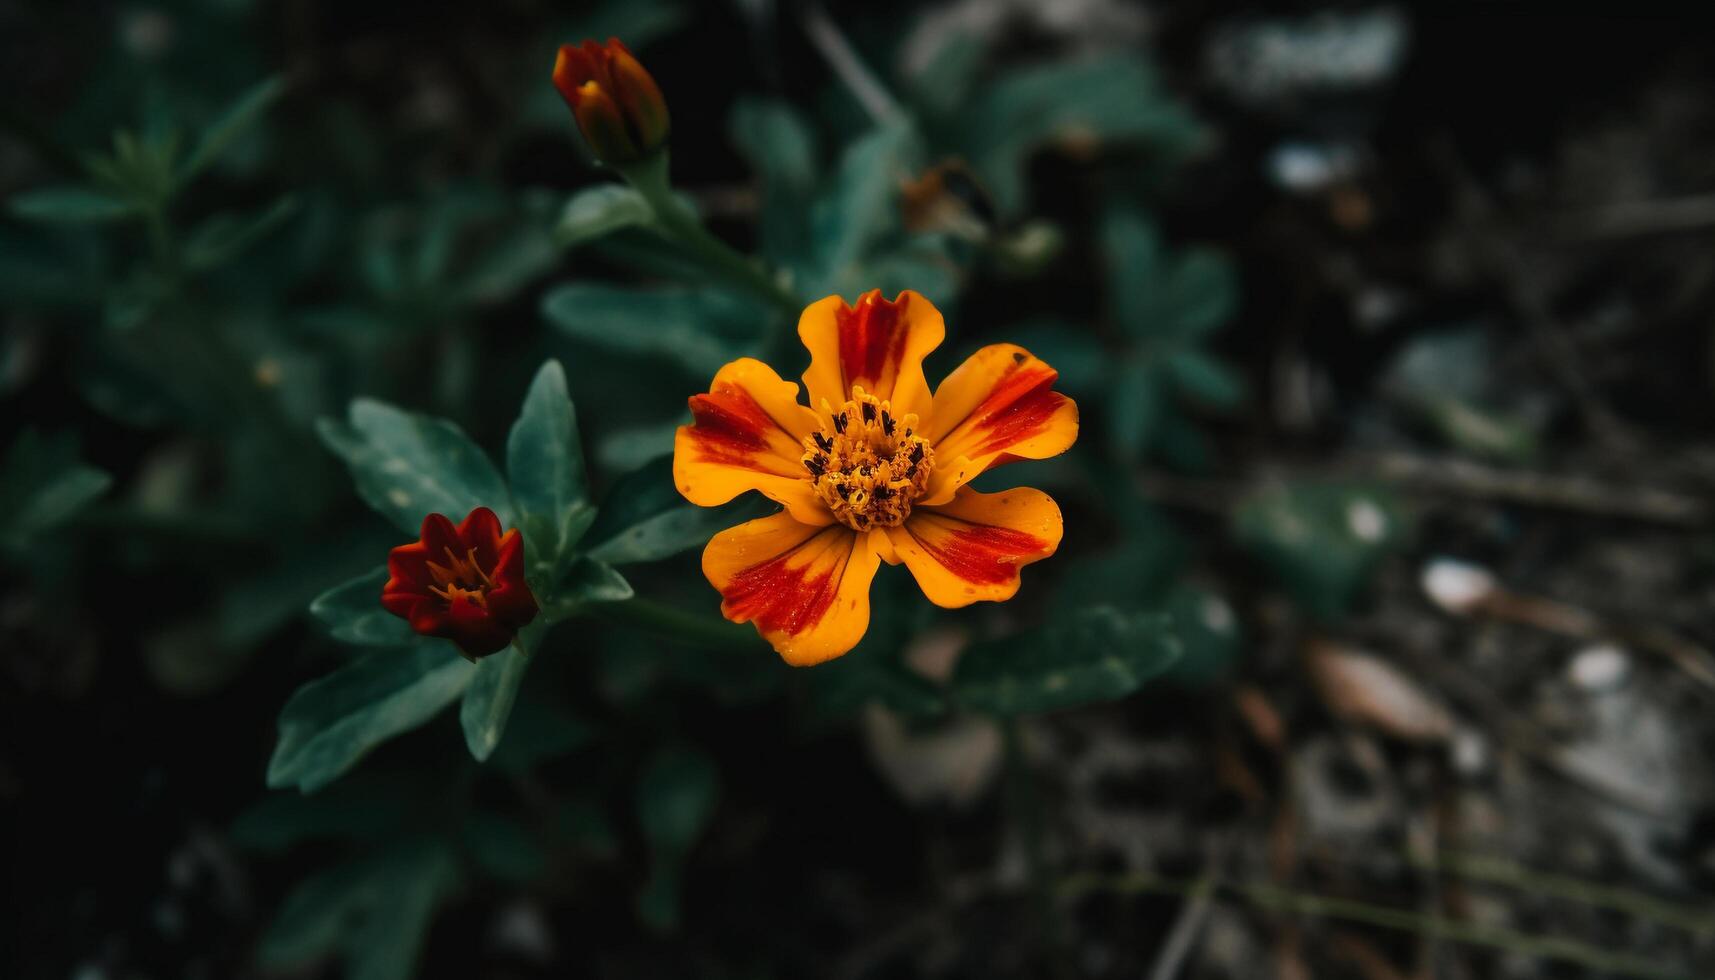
[674,290,1078,665]
[552,38,670,165]
[381,507,539,658]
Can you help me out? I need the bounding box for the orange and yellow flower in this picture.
[551,38,670,165]
[674,290,1078,665]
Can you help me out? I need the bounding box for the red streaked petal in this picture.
[674,358,831,525]
[799,290,944,423]
[922,344,1078,504]
[702,513,884,665]
[887,486,1063,608]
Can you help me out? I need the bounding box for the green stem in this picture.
[1059,872,1692,980]
[618,153,801,317]
[595,595,760,650]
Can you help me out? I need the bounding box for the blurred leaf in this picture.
[636,745,719,932]
[461,811,547,882]
[7,185,134,223]
[268,646,476,793]
[1102,207,1165,336]
[1418,395,1539,462]
[541,282,753,376]
[0,430,111,556]
[1164,348,1245,408]
[1165,249,1239,339]
[318,398,514,536]
[958,56,1204,216]
[459,639,533,763]
[953,607,1181,716]
[809,648,946,721]
[233,772,426,851]
[506,360,591,577]
[584,455,772,566]
[1233,482,1409,620]
[1159,585,1243,687]
[178,75,287,184]
[260,838,459,980]
[183,194,299,271]
[554,185,654,247]
[490,698,594,773]
[807,122,918,293]
[1107,358,1162,461]
[730,97,817,261]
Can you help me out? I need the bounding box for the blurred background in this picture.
[5,1,1715,977]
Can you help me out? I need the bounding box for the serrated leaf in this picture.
[7,185,135,223]
[953,607,1181,716]
[554,184,654,247]
[583,455,773,565]
[505,360,590,577]
[267,646,476,793]
[317,398,513,535]
[179,76,287,183]
[309,566,415,646]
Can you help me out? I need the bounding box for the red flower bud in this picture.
[552,38,670,165]
[381,507,538,658]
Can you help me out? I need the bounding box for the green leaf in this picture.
[541,556,633,620]
[179,76,287,184]
[1164,348,1245,408]
[1107,358,1163,461]
[506,360,590,576]
[1233,482,1409,621]
[540,282,754,376]
[310,566,416,646]
[260,839,459,980]
[553,184,654,247]
[489,699,593,773]
[953,607,1182,716]
[232,773,424,851]
[0,429,111,555]
[730,98,817,261]
[583,456,773,566]
[317,398,513,535]
[806,122,919,294]
[7,185,135,223]
[1160,585,1243,688]
[459,640,532,763]
[267,646,476,793]
[635,744,719,931]
[1102,207,1165,336]
[638,745,719,851]
[958,55,1205,216]
[183,195,300,271]
[1166,248,1238,338]
[461,811,547,882]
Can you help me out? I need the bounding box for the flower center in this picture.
[426,546,496,608]
[802,387,934,532]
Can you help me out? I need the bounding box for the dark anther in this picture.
[882,415,896,436]
[805,456,826,476]
[813,432,832,452]
[861,402,876,423]
[833,413,847,433]
[909,444,924,463]
[873,485,892,500]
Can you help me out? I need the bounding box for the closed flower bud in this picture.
[552,38,669,165]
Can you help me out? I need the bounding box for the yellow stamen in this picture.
[801,386,934,532]
[425,546,496,606]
